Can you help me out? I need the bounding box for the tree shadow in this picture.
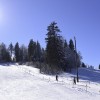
[71,68,100,83]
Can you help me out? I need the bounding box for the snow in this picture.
[71,67,100,83]
[0,64,100,100]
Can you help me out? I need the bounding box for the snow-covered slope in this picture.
[0,64,100,100]
[71,67,100,83]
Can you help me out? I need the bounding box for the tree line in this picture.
[1,22,93,73]
[0,41,44,62]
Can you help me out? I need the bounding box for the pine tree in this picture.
[36,41,42,61]
[69,39,74,51]
[0,43,7,61]
[28,39,36,61]
[45,22,65,73]
[5,51,11,62]
[28,39,34,61]
[20,45,28,62]
[8,43,13,57]
[82,62,86,67]
[63,40,69,71]
[99,64,100,69]
[64,40,68,48]
[40,48,46,63]
[15,42,20,62]
[64,40,82,72]
[64,46,76,72]
[33,42,37,61]
[19,46,23,62]
[0,43,11,62]
[76,51,82,67]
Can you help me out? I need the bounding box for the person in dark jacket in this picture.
[56,75,58,81]
[73,77,76,84]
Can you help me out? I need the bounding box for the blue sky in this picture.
[0,0,100,67]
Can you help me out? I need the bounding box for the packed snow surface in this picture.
[0,64,100,100]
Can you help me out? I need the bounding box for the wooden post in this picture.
[74,36,79,82]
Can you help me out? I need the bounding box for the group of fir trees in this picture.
[14,40,43,63]
[45,22,65,72]
[0,21,82,73]
[14,43,28,62]
[0,43,11,62]
[28,40,44,62]
[0,40,43,63]
[45,22,82,73]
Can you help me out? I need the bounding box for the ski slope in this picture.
[0,64,100,100]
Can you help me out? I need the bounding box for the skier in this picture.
[56,75,58,81]
[73,77,76,84]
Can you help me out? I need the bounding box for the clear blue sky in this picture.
[0,0,100,67]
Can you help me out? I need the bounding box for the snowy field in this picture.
[0,64,100,100]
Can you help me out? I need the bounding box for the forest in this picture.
[0,22,86,74]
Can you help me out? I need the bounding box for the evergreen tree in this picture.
[64,41,82,72]
[20,45,28,62]
[41,48,46,62]
[82,62,86,67]
[19,46,23,62]
[36,41,42,61]
[15,42,20,62]
[23,46,28,62]
[5,51,11,62]
[33,42,37,61]
[64,47,76,71]
[64,40,68,48]
[28,39,34,61]
[0,43,11,62]
[0,43,7,61]
[28,39,36,61]
[45,22,65,72]
[8,42,13,57]
[99,64,100,69]
[63,40,69,71]
[69,39,74,50]
[76,51,82,67]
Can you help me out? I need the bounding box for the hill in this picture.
[0,64,100,100]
